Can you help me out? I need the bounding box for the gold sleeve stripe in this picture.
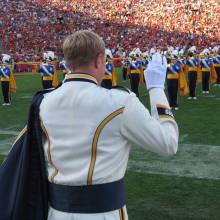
[41,122,59,183]
[66,74,98,84]
[87,107,124,185]
[13,126,27,145]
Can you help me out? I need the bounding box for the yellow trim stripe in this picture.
[201,68,210,72]
[119,208,122,220]
[121,207,125,220]
[119,207,125,220]
[66,74,98,84]
[1,78,10,82]
[188,67,197,71]
[13,126,27,145]
[43,76,53,80]
[213,64,220,67]
[160,115,174,119]
[130,70,140,74]
[167,74,178,79]
[41,122,59,183]
[62,70,69,74]
[87,108,124,185]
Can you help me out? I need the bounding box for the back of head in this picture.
[63,30,105,71]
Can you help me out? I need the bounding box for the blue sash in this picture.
[48,178,125,213]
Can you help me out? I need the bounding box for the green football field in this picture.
[0,71,220,220]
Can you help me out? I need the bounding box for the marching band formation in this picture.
[102,45,220,110]
[0,45,220,110]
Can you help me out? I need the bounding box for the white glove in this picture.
[144,53,167,90]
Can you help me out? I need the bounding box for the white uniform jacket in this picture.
[40,73,179,220]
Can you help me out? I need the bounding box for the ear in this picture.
[95,53,105,69]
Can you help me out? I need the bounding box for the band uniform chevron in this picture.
[87,107,124,185]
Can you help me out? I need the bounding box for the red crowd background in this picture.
[0,0,219,62]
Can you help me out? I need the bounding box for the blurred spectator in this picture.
[0,0,219,61]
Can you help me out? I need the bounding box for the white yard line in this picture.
[20,95,33,99]
[5,125,20,130]
[0,130,19,135]
[0,129,19,155]
[0,138,15,155]
[179,134,188,143]
[199,95,216,98]
[128,143,220,180]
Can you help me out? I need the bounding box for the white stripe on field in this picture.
[20,95,33,99]
[128,144,220,180]
[0,130,19,135]
[0,138,15,155]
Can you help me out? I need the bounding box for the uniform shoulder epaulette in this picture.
[111,86,131,93]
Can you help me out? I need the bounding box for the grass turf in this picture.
[126,171,220,220]
[0,71,220,219]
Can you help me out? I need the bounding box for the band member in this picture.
[101,55,113,89]
[166,56,181,110]
[59,60,70,79]
[38,59,54,89]
[0,55,16,105]
[186,52,199,99]
[122,56,130,81]
[141,55,149,71]
[200,53,212,93]
[213,51,220,86]
[129,54,141,97]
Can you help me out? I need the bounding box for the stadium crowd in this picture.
[0,0,219,61]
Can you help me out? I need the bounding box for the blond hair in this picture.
[63,30,105,70]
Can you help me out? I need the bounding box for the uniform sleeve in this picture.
[120,89,179,156]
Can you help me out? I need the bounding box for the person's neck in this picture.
[72,67,103,85]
